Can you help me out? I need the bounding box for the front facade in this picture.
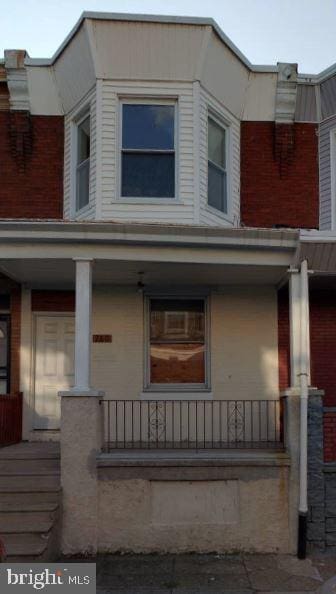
[0,12,335,558]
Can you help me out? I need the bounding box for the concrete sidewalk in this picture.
[95,552,336,594]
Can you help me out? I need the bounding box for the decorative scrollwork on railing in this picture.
[148,402,166,442]
[228,401,244,442]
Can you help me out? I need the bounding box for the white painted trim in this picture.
[117,97,178,202]
[193,81,201,224]
[330,128,336,231]
[95,79,103,220]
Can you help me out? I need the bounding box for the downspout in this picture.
[298,259,309,559]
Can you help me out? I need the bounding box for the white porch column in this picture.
[289,270,301,387]
[289,268,311,388]
[73,258,93,391]
[59,257,105,556]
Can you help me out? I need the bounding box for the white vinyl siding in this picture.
[319,115,336,230]
[99,80,195,224]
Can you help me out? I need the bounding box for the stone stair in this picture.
[0,442,61,561]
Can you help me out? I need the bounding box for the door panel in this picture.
[34,315,75,429]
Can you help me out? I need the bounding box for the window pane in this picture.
[77,116,90,164]
[208,162,227,213]
[76,159,90,210]
[150,343,205,384]
[122,104,174,150]
[151,300,205,341]
[122,153,174,197]
[208,117,225,168]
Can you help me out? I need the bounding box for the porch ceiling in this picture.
[297,231,336,274]
[0,258,290,289]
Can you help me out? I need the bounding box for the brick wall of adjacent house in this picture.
[31,290,75,311]
[241,122,319,229]
[278,285,336,462]
[0,111,64,219]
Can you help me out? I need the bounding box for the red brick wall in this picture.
[0,111,64,219]
[31,290,75,312]
[241,122,319,229]
[278,286,336,462]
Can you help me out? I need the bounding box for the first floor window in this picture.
[76,114,90,210]
[121,102,175,198]
[148,298,206,386]
[207,114,227,213]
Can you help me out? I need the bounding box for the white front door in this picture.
[34,315,75,429]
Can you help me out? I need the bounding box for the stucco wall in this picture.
[90,285,279,401]
[97,469,290,553]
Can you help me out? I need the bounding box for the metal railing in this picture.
[101,399,283,452]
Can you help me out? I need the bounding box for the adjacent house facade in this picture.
[0,12,335,559]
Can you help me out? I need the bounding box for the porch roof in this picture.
[296,230,336,274]
[0,220,299,288]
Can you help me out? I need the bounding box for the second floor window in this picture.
[121,102,175,198]
[207,115,227,214]
[76,115,90,211]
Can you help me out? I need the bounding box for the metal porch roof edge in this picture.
[294,229,336,272]
[0,220,299,251]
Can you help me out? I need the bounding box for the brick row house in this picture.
[0,12,335,559]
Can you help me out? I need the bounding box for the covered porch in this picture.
[0,221,310,556]
[0,221,299,448]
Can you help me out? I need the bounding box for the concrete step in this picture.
[0,492,60,505]
[0,501,59,513]
[0,459,60,475]
[0,511,54,534]
[0,443,60,461]
[2,532,51,560]
[0,475,60,493]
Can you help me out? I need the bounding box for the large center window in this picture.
[148,298,207,387]
[121,102,175,199]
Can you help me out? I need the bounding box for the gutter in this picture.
[298,259,309,559]
[0,221,299,251]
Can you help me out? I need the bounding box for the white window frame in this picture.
[118,97,179,204]
[70,108,91,217]
[143,294,211,394]
[206,108,232,221]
